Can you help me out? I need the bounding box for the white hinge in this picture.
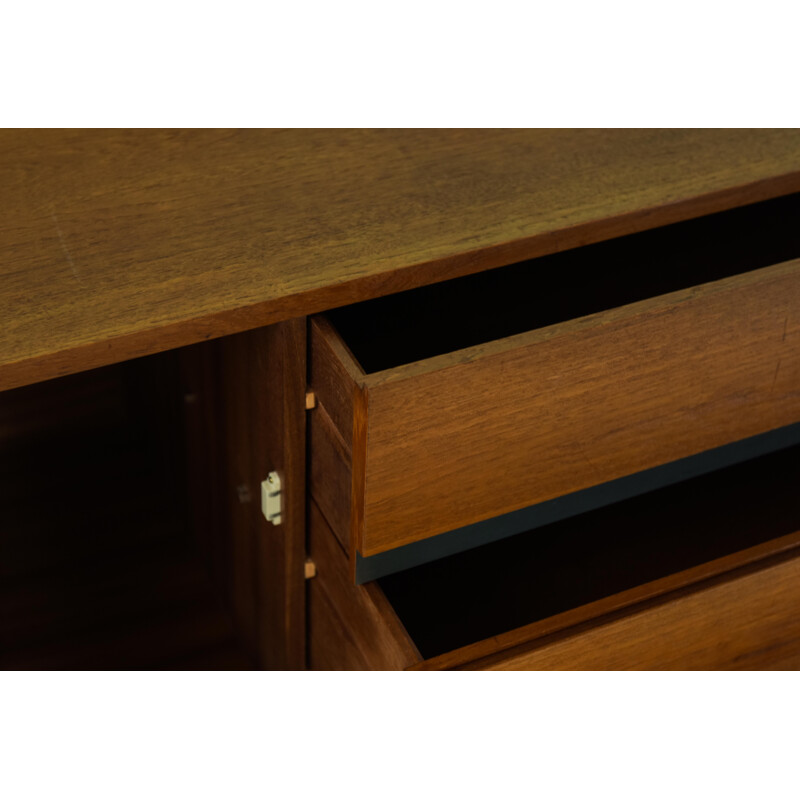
[261,471,282,525]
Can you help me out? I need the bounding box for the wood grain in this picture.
[470,548,800,670]
[205,322,307,669]
[307,500,420,670]
[245,321,308,670]
[413,529,800,670]
[3,129,800,391]
[345,259,800,555]
[308,315,361,552]
[308,316,360,441]
[308,405,352,554]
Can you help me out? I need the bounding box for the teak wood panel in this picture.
[307,501,420,670]
[308,316,361,554]
[308,316,359,442]
[249,321,307,670]
[320,259,800,556]
[4,129,800,391]
[468,549,800,670]
[412,529,800,670]
[182,322,307,669]
[308,404,352,554]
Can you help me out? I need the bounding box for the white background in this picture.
[2,2,798,796]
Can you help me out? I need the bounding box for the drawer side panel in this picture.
[308,405,352,553]
[307,500,420,670]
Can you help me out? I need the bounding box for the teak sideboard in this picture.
[2,129,800,670]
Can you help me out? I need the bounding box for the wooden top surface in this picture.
[2,128,800,390]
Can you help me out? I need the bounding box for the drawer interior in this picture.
[327,192,800,372]
[376,442,800,660]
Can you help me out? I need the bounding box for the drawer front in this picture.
[309,503,800,670]
[313,259,800,558]
[466,550,800,670]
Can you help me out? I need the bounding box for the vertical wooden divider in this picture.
[249,319,307,670]
[181,319,307,670]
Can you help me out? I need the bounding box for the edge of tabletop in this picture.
[3,171,800,392]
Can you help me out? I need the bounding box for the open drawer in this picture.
[309,193,800,568]
[308,443,800,670]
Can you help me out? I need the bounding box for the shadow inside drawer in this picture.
[378,443,800,659]
[328,192,800,373]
